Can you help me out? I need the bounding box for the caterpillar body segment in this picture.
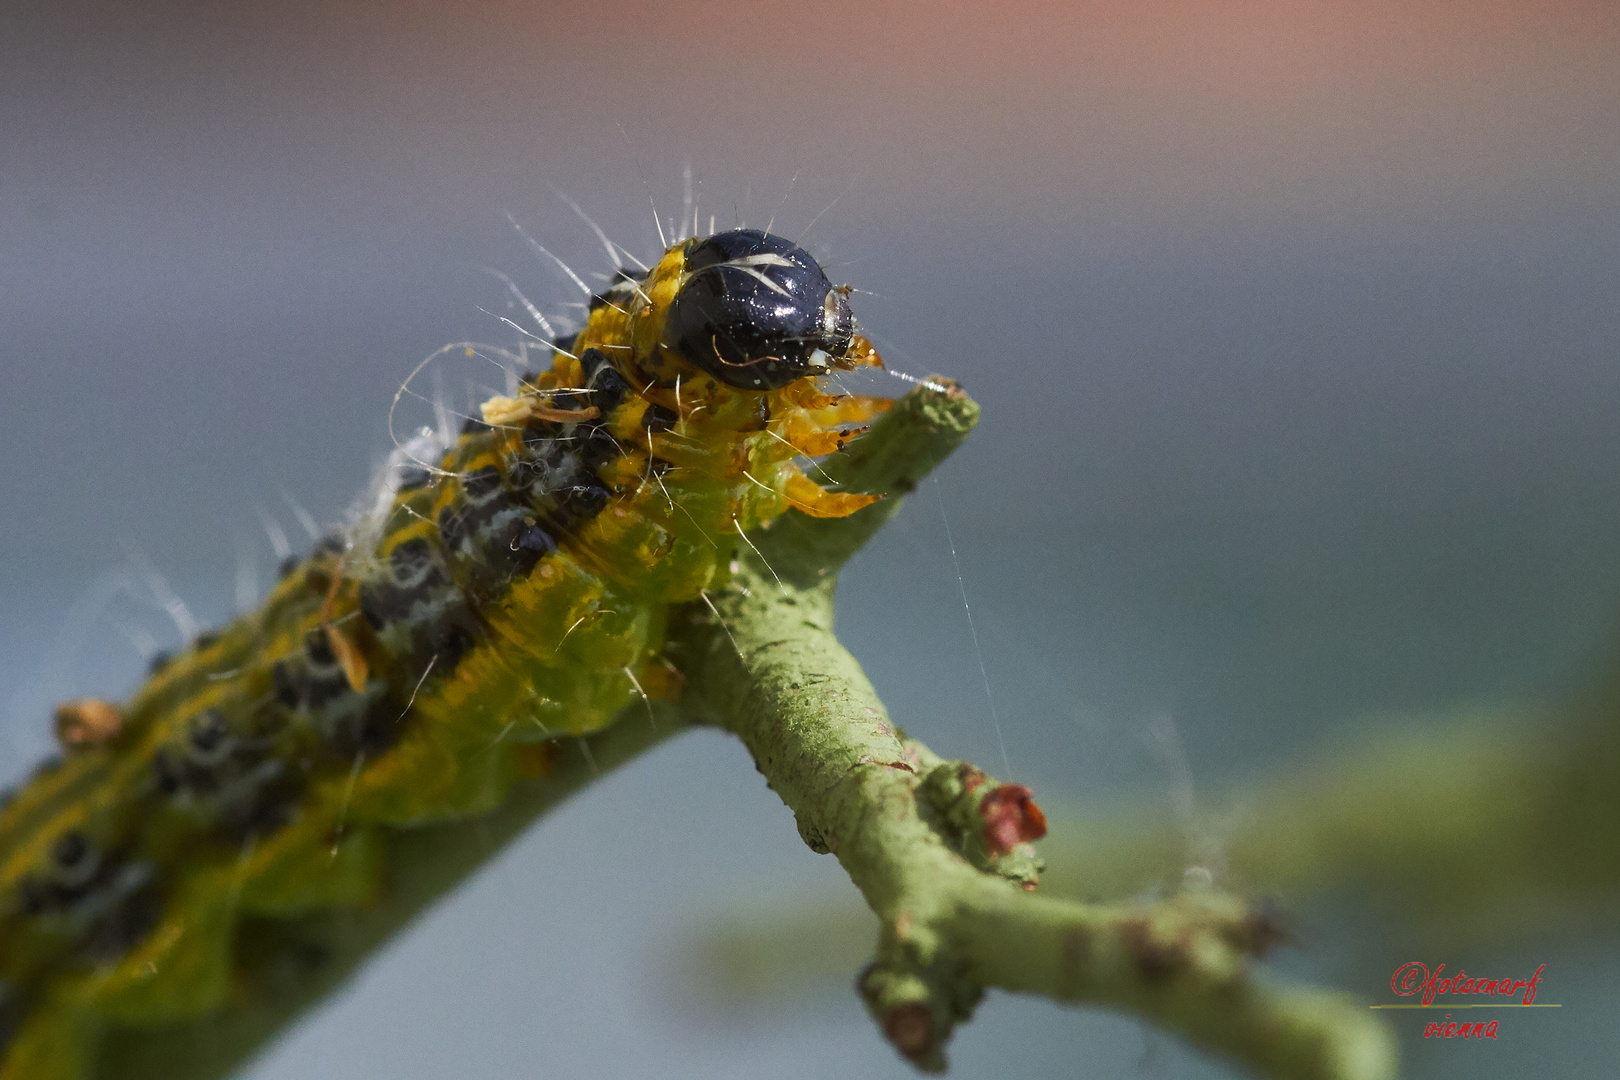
[0,228,888,1078]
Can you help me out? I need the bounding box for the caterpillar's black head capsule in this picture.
[662,229,854,390]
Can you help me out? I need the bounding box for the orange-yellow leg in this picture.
[771,393,894,456]
[782,468,883,518]
[840,334,884,370]
[809,395,893,427]
[318,562,370,694]
[774,410,871,456]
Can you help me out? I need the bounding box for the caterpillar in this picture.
[0,227,892,1078]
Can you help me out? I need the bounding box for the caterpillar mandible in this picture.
[0,227,892,1079]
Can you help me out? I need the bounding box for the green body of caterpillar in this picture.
[0,229,890,1078]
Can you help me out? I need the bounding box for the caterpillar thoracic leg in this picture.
[806,393,894,426]
[782,468,884,518]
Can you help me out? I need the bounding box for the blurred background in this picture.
[2,0,1618,1076]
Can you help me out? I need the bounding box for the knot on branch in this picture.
[1104,893,1281,991]
[916,759,1046,888]
[857,927,983,1074]
[1228,896,1296,959]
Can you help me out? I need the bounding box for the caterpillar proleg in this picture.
[0,227,891,1078]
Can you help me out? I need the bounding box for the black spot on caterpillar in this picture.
[0,227,892,1079]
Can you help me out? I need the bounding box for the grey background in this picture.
[2,1,1617,1076]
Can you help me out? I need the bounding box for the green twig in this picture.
[1042,701,1620,946]
[673,383,1395,1080]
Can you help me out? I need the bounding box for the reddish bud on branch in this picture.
[979,783,1048,856]
[883,1003,935,1063]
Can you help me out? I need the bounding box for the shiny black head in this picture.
[661,229,854,390]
